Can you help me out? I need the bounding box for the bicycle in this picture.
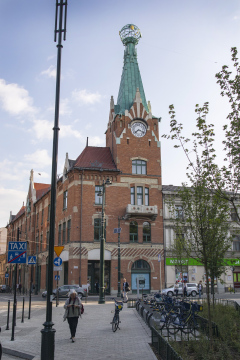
[110,298,123,332]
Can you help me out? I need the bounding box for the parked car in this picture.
[42,284,86,299]
[161,283,199,297]
[0,285,11,293]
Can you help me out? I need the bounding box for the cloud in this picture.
[24,149,52,168]
[40,65,56,79]
[72,89,102,105]
[88,136,105,146]
[0,79,36,116]
[0,187,27,227]
[32,119,82,141]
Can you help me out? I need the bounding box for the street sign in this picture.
[8,241,27,264]
[54,257,62,266]
[5,273,9,278]
[113,228,122,234]
[158,254,161,262]
[55,275,60,281]
[54,266,62,271]
[28,256,36,265]
[54,246,64,257]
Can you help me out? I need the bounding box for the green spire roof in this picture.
[116,24,149,115]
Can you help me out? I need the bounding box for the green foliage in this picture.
[170,304,240,359]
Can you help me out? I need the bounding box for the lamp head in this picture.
[105,177,112,186]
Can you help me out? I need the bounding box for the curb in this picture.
[3,347,34,360]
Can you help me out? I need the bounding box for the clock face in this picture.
[131,121,147,138]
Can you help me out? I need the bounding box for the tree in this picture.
[163,47,240,222]
[166,175,232,343]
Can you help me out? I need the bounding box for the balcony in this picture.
[125,204,158,220]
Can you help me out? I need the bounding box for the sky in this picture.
[0,0,240,228]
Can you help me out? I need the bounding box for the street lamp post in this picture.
[117,216,125,298]
[41,2,67,359]
[98,178,112,304]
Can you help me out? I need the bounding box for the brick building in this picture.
[6,24,164,294]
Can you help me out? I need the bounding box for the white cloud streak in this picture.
[72,89,102,105]
[40,65,56,79]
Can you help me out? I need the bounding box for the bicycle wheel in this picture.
[112,315,118,332]
[166,314,180,336]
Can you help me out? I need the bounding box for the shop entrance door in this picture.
[233,272,240,289]
[88,260,111,295]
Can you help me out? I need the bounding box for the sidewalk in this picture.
[1,300,157,360]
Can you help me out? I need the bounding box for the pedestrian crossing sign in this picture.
[28,256,36,265]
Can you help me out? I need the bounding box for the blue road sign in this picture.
[28,256,36,265]
[8,242,27,264]
[113,228,122,234]
[55,275,60,281]
[5,273,9,278]
[54,257,62,266]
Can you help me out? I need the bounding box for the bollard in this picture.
[6,300,10,330]
[21,297,25,323]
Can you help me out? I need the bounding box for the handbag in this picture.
[63,308,68,322]
[126,286,130,292]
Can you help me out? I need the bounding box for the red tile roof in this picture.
[74,146,117,171]
[34,183,51,200]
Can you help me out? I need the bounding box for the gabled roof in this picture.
[34,183,51,201]
[14,205,25,222]
[74,146,118,171]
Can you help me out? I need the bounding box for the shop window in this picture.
[132,160,146,175]
[130,221,138,242]
[143,222,151,242]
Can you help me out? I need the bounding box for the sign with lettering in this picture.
[8,242,27,264]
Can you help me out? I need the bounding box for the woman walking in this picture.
[122,278,130,303]
[64,289,82,342]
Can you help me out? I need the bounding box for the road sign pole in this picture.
[11,228,20,341]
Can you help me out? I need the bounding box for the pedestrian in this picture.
[95,281,99,294]
[19,283,22,295]
[198,280,203,299]
[122,278,130,303]
[17,283,19,294]
[64,289,82,343]
[174,281,179,297]
[183,281,187,297]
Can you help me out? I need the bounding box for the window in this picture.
[143,222,151,242]
[145,188,149,206]
[130,221,138,242]
[41,209,44,225]
[36,232,39,249]
[94,219,101,241]
[137,187,143,205]
[231,209,238,222]
[48,205,51,221]
[63,190,68,210]
[58,224,61,245]
[132,160,146,175]
[36,213,39,228]
[175,205,184,219]
[131,187,135,205]
[95,186,103,205]
[40,233,43,252]
[233,235,240,251]
[62,222,66,244]
[46,230,49,250]
[29,216,31,230]
[67,219,71,243]
[132,259,150,270]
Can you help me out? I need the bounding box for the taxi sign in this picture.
[54,246,64,257]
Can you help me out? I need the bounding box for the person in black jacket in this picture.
[122,278,129,302]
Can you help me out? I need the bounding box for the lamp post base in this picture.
[98,299,105,304]
[41,321,56,360]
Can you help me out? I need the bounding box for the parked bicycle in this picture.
[110,297,123,332]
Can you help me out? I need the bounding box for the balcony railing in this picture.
[125,204,158,220]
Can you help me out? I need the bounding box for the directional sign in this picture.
[28,256,36,265]
[5,273,9,278]
[158,254,161,262]
[113,228,122,234]
[8,242,27,264]
[54,257,62,267]
[55,275,60,281]
[54,246,64,257]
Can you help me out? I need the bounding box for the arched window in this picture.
[143,222,151,243]
[131,260,150,270]
[130,221,138,242]
[132,160,146,175]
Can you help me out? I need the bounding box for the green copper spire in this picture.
[116,24,149,115]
